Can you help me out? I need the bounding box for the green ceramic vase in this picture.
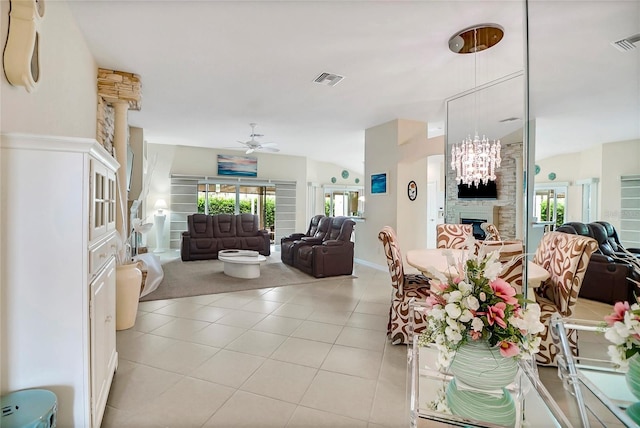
[447,340,519,426]
[448,339,518,391]
[626,354,640,423]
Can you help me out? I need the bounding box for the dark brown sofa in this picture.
[556,221,640,304]
[181,213,270,261]
[292,216,356,278]
[280,215,325,265]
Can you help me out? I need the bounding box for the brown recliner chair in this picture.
[280,215,325,265]
[236,213,271,255]
[557,222,639,304]
[294,216,355,278]
[595,221,640,259]
[181,214,217,261]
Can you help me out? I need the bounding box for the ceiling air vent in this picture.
[313,72,344,87]
[611,33,640,51]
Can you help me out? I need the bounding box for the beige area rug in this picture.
[140,256,355,302]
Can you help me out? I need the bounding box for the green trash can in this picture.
[0,389,57,428]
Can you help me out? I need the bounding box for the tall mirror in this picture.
[527,1,640,274]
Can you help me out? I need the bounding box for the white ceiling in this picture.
[67,1,640,174]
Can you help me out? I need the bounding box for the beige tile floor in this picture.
[102,250,615,427]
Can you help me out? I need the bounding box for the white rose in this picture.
[605,322,629,345]
[458,281,473,296]
[445,303,462,319]
[449,290,463,303]
[465,295,480,311]
[471,317,484,332]
[459,309,473,323]
[445,327,463,344]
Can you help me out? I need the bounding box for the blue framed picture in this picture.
[217,154,257,177]
[370,172,388,195]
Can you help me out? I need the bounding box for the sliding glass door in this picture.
[197,182,276,241]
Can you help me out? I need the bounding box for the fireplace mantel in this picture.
[453,205,500,227]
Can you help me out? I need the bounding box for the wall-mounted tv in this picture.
[457,180,498,199]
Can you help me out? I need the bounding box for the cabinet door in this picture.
[90,160,108,240]
[106,169,117,233]
[90,257,117,428]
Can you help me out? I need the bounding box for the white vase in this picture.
[116,263,142,330]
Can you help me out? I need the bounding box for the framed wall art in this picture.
[370,171,388,195]
[217,154,257,177]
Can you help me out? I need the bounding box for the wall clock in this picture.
[407,180,417,201]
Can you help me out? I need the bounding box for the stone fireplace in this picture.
[453,205,500,239]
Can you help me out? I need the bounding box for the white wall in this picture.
[358,119,445,268]
[0,0,97,138]
[601,139,640,230]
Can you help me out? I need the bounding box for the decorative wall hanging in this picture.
[535,165,541,175]
[331,177,337,183]
[217,154,257,177]
[3,0,45,92]
[370,172,388,195]
[408,181,417,201]
[355,178,360,184]
[341,170,349,179]
[548,172,557,181]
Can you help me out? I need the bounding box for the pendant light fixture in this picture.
[449,24,504,187]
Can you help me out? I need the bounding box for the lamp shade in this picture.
[154,199,168,211]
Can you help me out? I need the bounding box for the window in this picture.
[323,187,363,217]
[534,184,568,229]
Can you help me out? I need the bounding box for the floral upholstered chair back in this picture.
[534,232,597,316]
[533,231,598,366]
[378,226,431,345]
[378,226,406,296]
[478,240,524,294]
[436,224,473,249]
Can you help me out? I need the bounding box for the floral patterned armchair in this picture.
[378,226,431,345]
[533,231,598,366]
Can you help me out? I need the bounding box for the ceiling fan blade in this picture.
[245,148,255,154]
[261,147,280,153]
[259,142,277,147]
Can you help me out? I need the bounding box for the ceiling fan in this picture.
[235,123,280,154]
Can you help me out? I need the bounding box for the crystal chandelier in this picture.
[451,134,501,186]
[449,24,503,187]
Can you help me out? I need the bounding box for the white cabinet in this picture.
[90,257,117,428]
[0,134,119,427]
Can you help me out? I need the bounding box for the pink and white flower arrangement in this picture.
[419,236,545,370]
[604,301,640,369]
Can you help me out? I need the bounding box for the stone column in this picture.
[112,101,130,241]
